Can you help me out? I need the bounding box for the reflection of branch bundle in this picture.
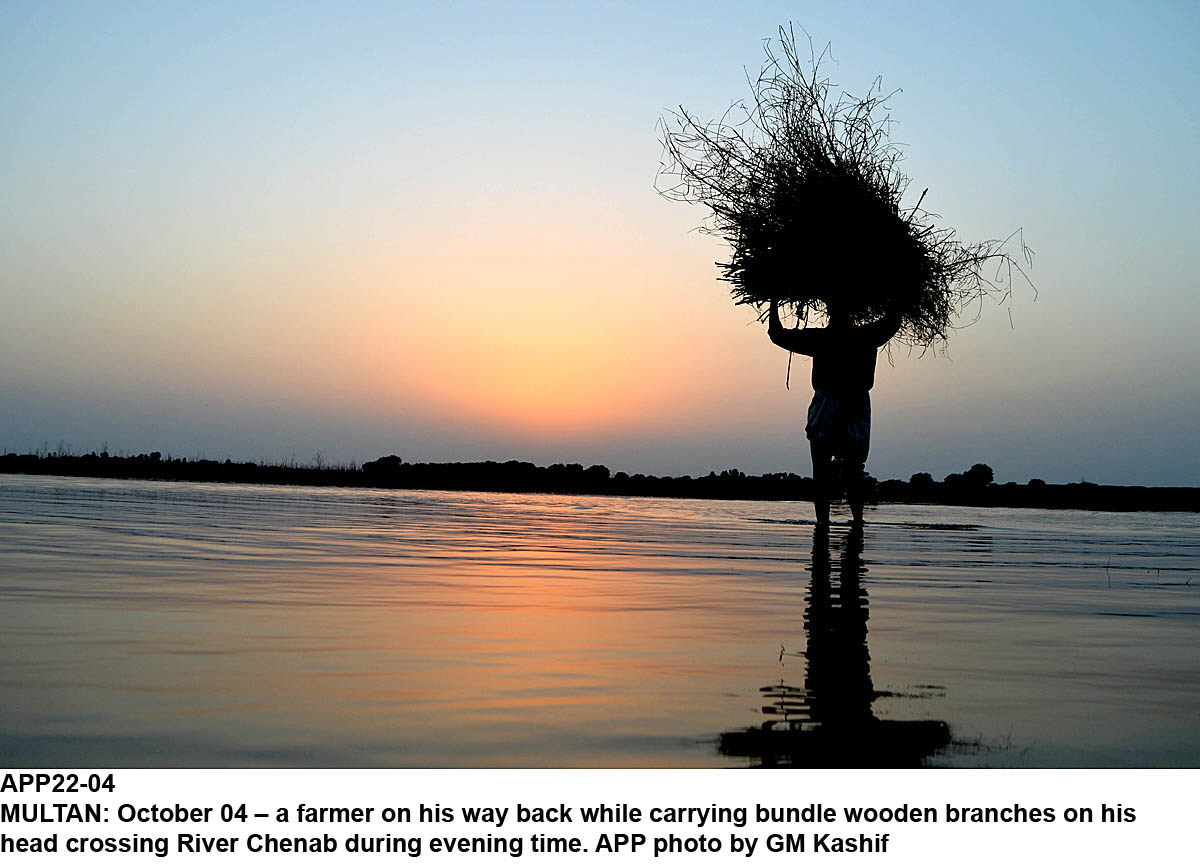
[658,27,1032,348]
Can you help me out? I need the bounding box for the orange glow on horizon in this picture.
[84,205,776,446]
[305,212,751,439]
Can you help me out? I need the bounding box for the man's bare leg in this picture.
[847,461,866,525]
[810,441,832,526]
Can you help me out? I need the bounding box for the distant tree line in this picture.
[1,450,1196,512]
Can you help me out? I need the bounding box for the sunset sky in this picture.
[3,1,1198,485]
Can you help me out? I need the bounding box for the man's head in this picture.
[824,298,849,327]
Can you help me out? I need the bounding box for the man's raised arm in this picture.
[857,307,903,348]
[767,299,826,355]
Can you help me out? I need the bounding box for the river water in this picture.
[2,474,1197,767]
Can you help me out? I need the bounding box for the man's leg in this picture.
[847,462,866,525]
[810,441,832,526]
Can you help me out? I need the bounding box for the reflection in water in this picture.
[4,475,1197,766]
[720,525,951,767]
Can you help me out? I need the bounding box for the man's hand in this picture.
[766,300,824,356]
[768,298,782,335]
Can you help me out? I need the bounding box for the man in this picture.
[768,299,901,525]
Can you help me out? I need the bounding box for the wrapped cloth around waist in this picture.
[805,388,871,463]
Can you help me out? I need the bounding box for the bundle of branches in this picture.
[658,27,1031,348]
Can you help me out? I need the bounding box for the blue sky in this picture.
[2,1,1198,484]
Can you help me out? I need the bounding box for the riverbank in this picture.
[2,451,1197,512]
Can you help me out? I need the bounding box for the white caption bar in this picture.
[0,769,1192,863]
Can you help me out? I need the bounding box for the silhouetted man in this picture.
[768,299,900,525]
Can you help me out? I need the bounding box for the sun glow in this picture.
[321,211,737,439]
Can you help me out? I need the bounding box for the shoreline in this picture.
[3,452,1198,513]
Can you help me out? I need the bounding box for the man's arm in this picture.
[767,299,825,355]
[856,308,903,348]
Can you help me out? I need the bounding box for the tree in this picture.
[963,463,994,486]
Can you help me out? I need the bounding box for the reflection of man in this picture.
[719,525,949,767]
[768,301,901,525]
[805,525,873,729]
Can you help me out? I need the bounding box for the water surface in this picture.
[2,474,1197,766]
